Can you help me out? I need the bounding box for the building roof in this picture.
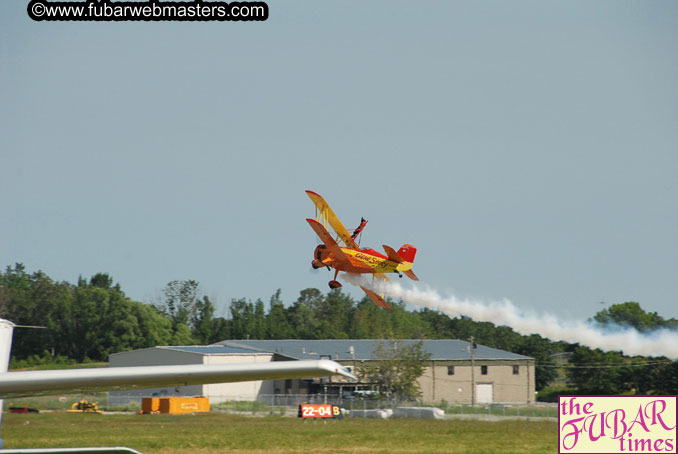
[158,345,269,355]
[212,339,531,361]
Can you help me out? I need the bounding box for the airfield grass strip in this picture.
[4,412,557,453]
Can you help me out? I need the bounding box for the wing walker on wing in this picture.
[305,190,419,310]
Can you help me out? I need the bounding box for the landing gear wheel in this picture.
[328,280,342,289]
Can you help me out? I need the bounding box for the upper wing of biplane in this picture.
[306,190,360,249]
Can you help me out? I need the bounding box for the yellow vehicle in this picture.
[67,399,102,414]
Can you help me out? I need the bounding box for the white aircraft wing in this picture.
[0,359,356,399]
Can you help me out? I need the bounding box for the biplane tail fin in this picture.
[397,244,417,263]
[382,245,404,263]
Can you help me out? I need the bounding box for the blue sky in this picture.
[1,1,676,320]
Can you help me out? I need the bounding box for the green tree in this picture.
[350,297,394,338]
[361,340,431,401]
[295,288,325,312]
[388,301,431,338]
[130,301,174,348]
[0,264,30,318]
[89,273,120,291]
[287,288,326,339]
[210,317,231,342]
[1,266,187,361]
[229,298,254,339]
[252,299,266,339]
[314,289,355,339]
[417,308,455,338]
[158,280,201,328]
[267,289,292,339]
[652,361,678,394]
[4,268,71,360]
[171,323,196,345]
[67,282,148,361]
[593,302,678,332]
[287,302,319,339]
[191,296,216,344]
[566,346,626,394]
[515,334,560,391]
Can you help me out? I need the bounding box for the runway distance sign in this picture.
[298,404,343,419]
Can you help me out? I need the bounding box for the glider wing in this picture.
[0,360,356,399]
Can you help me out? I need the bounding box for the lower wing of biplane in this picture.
[360,285,393,310]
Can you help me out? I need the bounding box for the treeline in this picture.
[0,265,186,364]
[560,304,678,396]
[1,264,677,396]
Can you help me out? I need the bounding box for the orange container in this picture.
[141,397,161,414]
[157,397,210,415]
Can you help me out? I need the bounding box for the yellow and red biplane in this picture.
[305,190,419,310]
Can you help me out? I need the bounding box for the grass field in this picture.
[3,412,558,453]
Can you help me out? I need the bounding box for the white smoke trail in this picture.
[356,277,678,359]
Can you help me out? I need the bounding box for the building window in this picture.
[481,365,488,375]
[447,366,455,375]
[513,365,519,375]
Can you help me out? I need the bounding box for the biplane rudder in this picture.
[396,245,419,280]
[397,244,417,263]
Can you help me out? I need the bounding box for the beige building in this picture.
[419,357,535,404]
[218,339,536,405]
[108,340,535,406]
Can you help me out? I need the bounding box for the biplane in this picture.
[305,190,419,310]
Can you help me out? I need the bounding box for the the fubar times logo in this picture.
[559,396,677,453]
